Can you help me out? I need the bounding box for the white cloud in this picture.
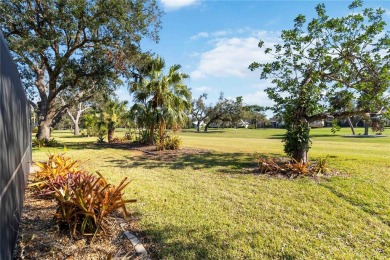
[243,91,273,107]
[160,0,199,10]
[193,86,213,93]
[190,32,209,40]
[190,31,280,79]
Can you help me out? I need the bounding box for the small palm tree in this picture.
[102,98,128,142]
[130,56,191,144]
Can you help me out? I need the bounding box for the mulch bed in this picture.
[13,188,140,260]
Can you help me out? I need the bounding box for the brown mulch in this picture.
[13,188,141,260]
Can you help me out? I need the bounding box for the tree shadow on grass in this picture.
[105,151,264,175]
[181,129,226,134]
[320,180,390,227]
[138,225,297,259]
[269,134,343,139]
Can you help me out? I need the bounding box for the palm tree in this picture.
[102,98,128,142]
[130,56,191,144]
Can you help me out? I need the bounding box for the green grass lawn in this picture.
[32,127,390,259]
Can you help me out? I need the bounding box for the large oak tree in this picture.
[0,0,162,139]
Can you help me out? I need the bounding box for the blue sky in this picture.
[118,0,390,115]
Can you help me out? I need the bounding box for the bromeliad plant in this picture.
[254,153,331,178]
[52,171,135,236]
[30,153,81,193]
[30,153,136,236]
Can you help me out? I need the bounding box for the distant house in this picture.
[269,116,284,128]
[309,120,324,128]
[237,120,249,128]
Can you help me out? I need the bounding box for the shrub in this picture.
[32,138,60,148]
[97,132,105,143]
[46,138,60,147]
[156,134,182,151]
[32,138,46,148]
[137,129,156,144]
[312,156,329,175]
[80,129,89,137]
[124,132,135,141]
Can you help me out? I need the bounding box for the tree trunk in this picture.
[74,124,80,136]
[364,120,369,135]
[36,104,56,140]
[37,122,51,140]
[292,141,309,164]
[196,121,200,132]
[149,124,155,144]
[347,116,355,135]
[108,127,115,143]
[204,121,212,132]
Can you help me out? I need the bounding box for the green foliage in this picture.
[156,134,182,151]
[249,1,389,162]
[46,138,61,147]
[32,138,61,148]
[32,138,46,148]
[96,122,107,143]
[331,120,342,134]
[203,93,244,131]
[312,156,329,175]
[130,56,192,143]
[371,116,385,134]
[137,129,156,144]
[283,122,311,157]
[1,0,162,140]
[124,132,135,141]
[32,126,38,133]
[80,129,89,137]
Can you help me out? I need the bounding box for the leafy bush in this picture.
[137,129,156,144]
[46,138,60,147]
[312,156,329,175]
[32,138,46,148]
[156,134,182,151]
[97,132,105,143]
[80,129,89,137]
[32,138,60,148]
[124,132,135,141]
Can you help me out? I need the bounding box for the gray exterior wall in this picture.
[0,33,31,259]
